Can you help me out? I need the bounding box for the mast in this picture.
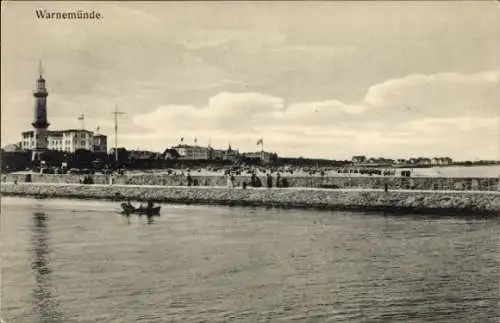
[112,105,126,164]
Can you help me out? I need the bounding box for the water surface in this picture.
[411,165,500,178]
[1,197,499,322]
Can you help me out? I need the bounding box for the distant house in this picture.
[441,157,453,165]
[172,144,211,160]
[210,148,226,160]
[417,157,432,165]
[431,157,453,166]
[242,151,274,164]
[3,143,21,152]
[351,156,366,164]
[129,150,160,160]
[109,148,129,162]
[93,134,108,153]
[163,148,180,160]
[395,158,407,165]
[382,158,395,164]
[408,158,418,165]
[223,145,240,162]
[367,157,393,164]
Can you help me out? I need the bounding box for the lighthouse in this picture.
[31,61,50,162]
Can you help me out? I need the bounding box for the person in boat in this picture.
[125,200,134,209]
[139,200,154,210]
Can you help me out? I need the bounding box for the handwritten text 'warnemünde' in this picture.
[35,9,103,20]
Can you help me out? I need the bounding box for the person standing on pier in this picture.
[266,173,273,188]
[250,172,257,187]
[226,172,234,188]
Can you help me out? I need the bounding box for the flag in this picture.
[78,114,84,121]
[180,137,184,142]
[194,137,197,144]
[96,126,100,133]
[257,138,263,146]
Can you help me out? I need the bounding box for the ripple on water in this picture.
[1,197,499,323]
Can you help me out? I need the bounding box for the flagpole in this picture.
[261,138,264,164]
[114,109,118,163]
[194,138,197,160]
[78,114,85,130]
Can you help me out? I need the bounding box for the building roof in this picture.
[22,129,107,139]
[22,129,97,135]
[50,129,94,134]
[242,151,272,156]
[173,144,209,149]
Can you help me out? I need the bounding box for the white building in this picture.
[21,129,106,153]
[173,145,211,160]
[431,157,453,166]
[242,151,273,163]
[351,156,367,164]
[21,131,37,151]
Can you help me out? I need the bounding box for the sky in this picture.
[1,1,499,160]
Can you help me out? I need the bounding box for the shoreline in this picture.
[2,183,499,217]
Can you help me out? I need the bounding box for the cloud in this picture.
[269,45,357,59]
[364,70,500,119]
[208,92,284,116]
[125,70,499,159]
[399,117,498,133]
[4,68,497,160]
[133,92,285,132]
[285,100,366,116]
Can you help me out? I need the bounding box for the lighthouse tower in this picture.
[31,61,50,162]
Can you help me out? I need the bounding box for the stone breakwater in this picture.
[2,183,499,216]
[3,173,500,191]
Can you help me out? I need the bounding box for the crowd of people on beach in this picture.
[183,168,290,189]
[223,170,290,189]
[161,165,409,178]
